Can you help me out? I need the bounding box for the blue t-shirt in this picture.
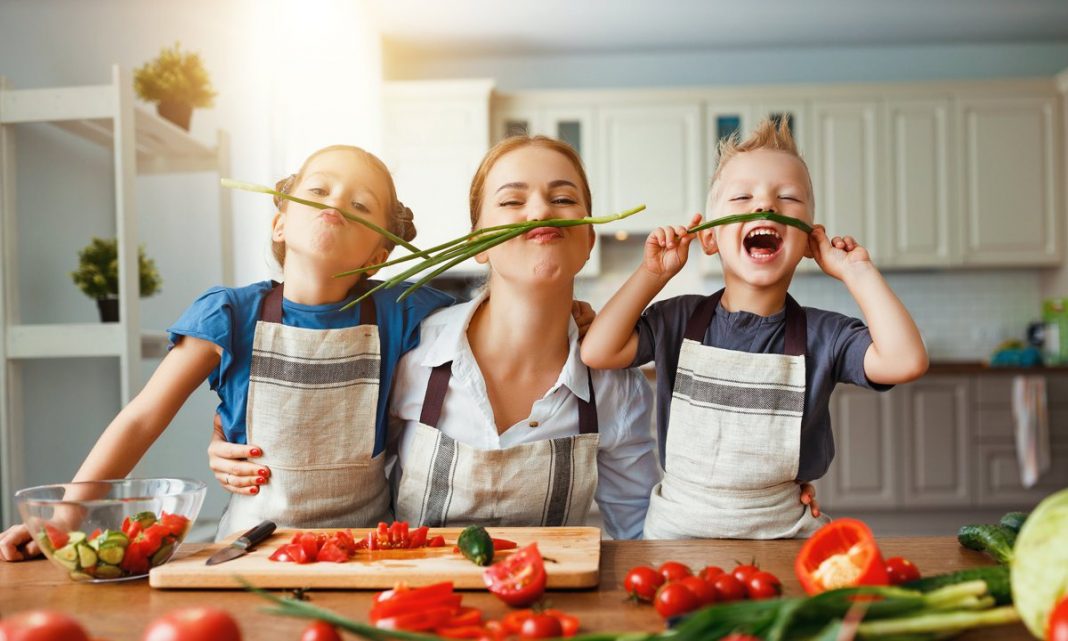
[167,280,453,456]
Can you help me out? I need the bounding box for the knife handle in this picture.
[236,520,277,549]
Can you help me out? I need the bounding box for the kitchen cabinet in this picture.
[595,102,704,234]
[883,99,957,266]
[820,384,897,509]
[956,95,1062,266]
[898,377,973,507]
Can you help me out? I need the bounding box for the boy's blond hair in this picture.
[708,117,815,211]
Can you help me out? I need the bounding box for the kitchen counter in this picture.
[0,537,1027,640]
[926,361,1068,375]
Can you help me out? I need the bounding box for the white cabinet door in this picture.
[382,81,494,277]
[809,101,882,271]
[884,99,958,266]
[699,105,753,276]
[957,95,1062,266]
[819,386,898,510]
[596,103,704,234]
[900,377,973,507]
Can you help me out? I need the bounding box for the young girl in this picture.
[0,145,452,558]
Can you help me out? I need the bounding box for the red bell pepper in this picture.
[795,518,889,595]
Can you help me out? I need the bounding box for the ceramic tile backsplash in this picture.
[575,238,1044,361]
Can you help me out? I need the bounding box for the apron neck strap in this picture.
[259,280,376,326]
[682,289,806,357]
[418,361,600,435]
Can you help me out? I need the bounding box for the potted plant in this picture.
[133,42,216,131]
[71,237,162,322]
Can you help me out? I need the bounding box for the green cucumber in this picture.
[150,542,174,567]
[94,564,123,579]
[133,511,157,527]
[66,531,87,546]
[456,525,494,566]
[97,545,125,565]
[76,543,97,569]
[36,531,54,555]
[53,544,79,570]
[903,565,1012,605]
[957,524,1016,564]
[69,570,94,581]
[103,531,129,547]
[998,511,1028,534]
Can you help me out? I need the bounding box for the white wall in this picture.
[0,0,384,532]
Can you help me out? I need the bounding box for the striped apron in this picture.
[216,282,391,540]
[394,362,599,528]
[643,290,830,540]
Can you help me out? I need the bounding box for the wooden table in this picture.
[0,537,1027,640]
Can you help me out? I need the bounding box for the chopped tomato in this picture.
[483,543,547,607]
[502,609,536,634]
[269,542,311,564]
[492,538,518,551]
[87,528,102,542]
[408,525,429,549]
[543,609,580,637]
[1049,596,1068,641]
[317,541,349,563]
[884,556,921,585]
[43,524,69,549]
[159,512,190,536]
[795,518,889,595]
[428,535,446,547]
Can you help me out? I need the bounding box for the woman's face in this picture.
[475,145,595,287]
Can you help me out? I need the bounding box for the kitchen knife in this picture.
[205,520,276,566]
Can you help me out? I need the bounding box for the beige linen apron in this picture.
[394,362,600,528]
[643,290,830,540]
[216,282,391,540]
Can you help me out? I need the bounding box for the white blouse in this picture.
[388,292,661,540]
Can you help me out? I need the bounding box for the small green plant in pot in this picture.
[71,237,162,322]
[133,41,216,130]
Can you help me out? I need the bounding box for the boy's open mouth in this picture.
[743,226,784,261]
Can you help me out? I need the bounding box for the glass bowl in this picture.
[16,478,206,582]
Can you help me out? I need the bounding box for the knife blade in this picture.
[205,520,277,566]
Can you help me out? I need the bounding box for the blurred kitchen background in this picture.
[1,0,1067,539]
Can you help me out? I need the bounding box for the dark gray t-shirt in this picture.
[632,293,890,481]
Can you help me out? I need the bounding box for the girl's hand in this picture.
[208,414,269,495]
[808,224,872,281]
[572,300,597,339]
[642,213,702,280]
[0,523,38,562]
[799,483,821,518]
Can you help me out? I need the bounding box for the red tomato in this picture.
[657,561,693,582]
[731,562,760,584]
[299,621,340,641]
[519,614,562,640]
[884,557,921,585]
[679,575,717,606]
[623,565,664,602]
[316,541,348,563]
[719,635,763,641]
[501,610,535,635]
[653,582,699,619]
[140,608,241,641]
[0,610,90,641]
[698,565,725,582]
[1049,596,1068,641]
[428,535,446,547]
[711,573,747,602]
[542,610,579,637]
[482,543,547,607]
[42,525,69,550]
[745,571,783,600]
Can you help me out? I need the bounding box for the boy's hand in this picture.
[642,213,702,280]
[809,224,872,281]
[572,300,597,339]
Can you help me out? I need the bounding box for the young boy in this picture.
[581,118,928,539]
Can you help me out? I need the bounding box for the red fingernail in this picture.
[249,486,259,494]
[250,448,262,457]
[257,469,268,477]
[256,477,266,485]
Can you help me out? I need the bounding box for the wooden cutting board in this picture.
[149,526,600,589]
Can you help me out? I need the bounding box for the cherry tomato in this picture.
[623,565,664,602]
[698,565,726,582]
[543,610,580,637]
[719,635,763,641]
[482,543,547,607]
[711,573,747,602]
[1049,596,1068,641]
[731,562,760,584]
[657,561,693,582]
[141,608,241,641]
[519,614,563,640]
[0,610,90,641]
[654,582,699,619]
[299,621,341,641]
[679,575,717,606]
[745,571,783,600]
[884,557,921,585]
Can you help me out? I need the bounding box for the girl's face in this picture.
[476,146,595,287]
[272,149,392,272]
[701,148,814,287]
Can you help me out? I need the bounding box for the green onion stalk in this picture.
[220,179,422,254]
[336,204,647,310]
[687,212,814,235]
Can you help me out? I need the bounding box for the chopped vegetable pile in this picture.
[269,522,446,563]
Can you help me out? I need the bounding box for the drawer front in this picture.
[975,442,1068,508]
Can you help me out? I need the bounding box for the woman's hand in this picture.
[642,214,702,280]
[0,523,37,562]
[208,414,269,495]
[572,300,597,338]
[799,483,821,518]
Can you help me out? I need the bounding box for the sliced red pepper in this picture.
[435,625,486,639]
[795,518,889,595]
[371,594,462,622]
[375,606,456,632]
[373,581,456,606]
[483,543,547,607]
[443,607,482,627]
